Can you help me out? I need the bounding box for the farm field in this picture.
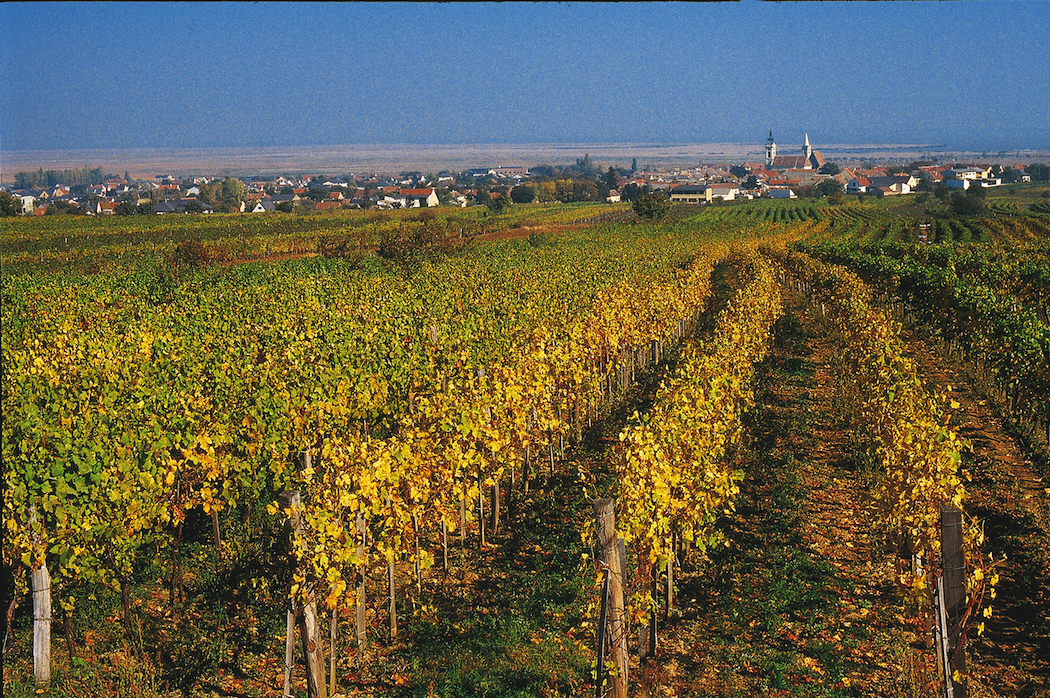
[3,192,1049,697]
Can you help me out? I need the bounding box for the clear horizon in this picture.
[3,2,1049,158]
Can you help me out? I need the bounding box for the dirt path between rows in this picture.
[635,287,936,697]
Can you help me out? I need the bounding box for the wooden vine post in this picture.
[593,498,628,698]
[941,506,968,698]
[665,530,676,622]
[30,507,50,688]
[283,595,296,698]
[355,513,368,651]
[281,483,327,698]
[329,606,338,698]
[648,566,658,658]
[386,494,397,643]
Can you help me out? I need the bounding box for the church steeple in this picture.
[803,133,812,160]
[765,131,777,168]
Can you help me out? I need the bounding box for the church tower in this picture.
[765,131,777,168]
[803,133,812,162]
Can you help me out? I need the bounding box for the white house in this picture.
[768,187,797,199]
[248,200,276,213]
[377,195,409,209]
[846,177,870,194]
[866,176,912,194]
[400,188,439,207]
[943,168,986,181]
[15,194,36,215]
[708,185,739,201]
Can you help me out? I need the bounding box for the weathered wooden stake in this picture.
[210,508,222,555]
[491,478,501,535]
[329,607,338,697]
[298,599,327,698]
[283,602,296,698]
[665,535,675,622]
[459,485,467,554]
[592,499,628,698]
[388,557,397,642]
[385,495,397,643]
[169,520,184,604]
[441,519,448,579]
[595,567,610,698]
[575,397,583,444]
[478,466,486,549]
[412,512,422,598]
[941,506,967,697]
[648,565,658,658]
[933,576,954,698]
[283,486,327,698]
[523,446,532,494]
[31,537,51,687]
[355,513,368,650]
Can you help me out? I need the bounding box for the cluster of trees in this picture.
[0,191,20,216]
[483,154,644,208]
[503,179,600,205]
[632,191,670,220]
[815,178,847,204]
[110,177,248,216]
[948,185,990,216]
[197,177,247,213]
[1021,163,1050,181]
[12,166,120,189]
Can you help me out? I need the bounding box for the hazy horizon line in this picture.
[4,141,1048,182]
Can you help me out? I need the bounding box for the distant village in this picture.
[1,133,1041,217]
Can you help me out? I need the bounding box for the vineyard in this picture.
[2,193,1049,697]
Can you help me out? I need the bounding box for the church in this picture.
[765,131,825,170]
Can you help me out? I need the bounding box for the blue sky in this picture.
[2,2,1048,153]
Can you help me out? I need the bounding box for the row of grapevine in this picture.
[616,248,783,571]
[1,222,728,664]
[577,248,785,691]
[820,240,1050,318]
[772,249,995,626]
[0,204,639,277]
[801,242,1050,437]
[273,241,731,666]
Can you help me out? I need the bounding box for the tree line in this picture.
[12,166,119,190]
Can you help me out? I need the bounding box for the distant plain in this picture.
[5,142,1048,182]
